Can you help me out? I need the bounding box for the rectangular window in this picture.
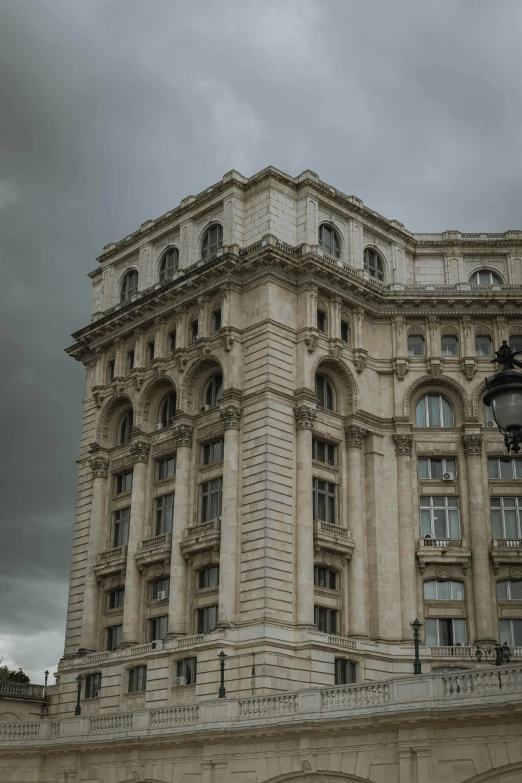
[197,605,218,634]
[203,439,224,465]
[114,470,133,495]
[425,618,467,646]
[500,618,522,646]
[198,565,219,589]
[314,605,338,634]
[417,458,457,480]
[313,478,337,525]
[423,580,464,600]
[314,566,337,590]
[341,321,350,343]
[128,665,147,693]
[85,672,102,699]
[201,478,223,523]
[497,580,522,600]
[156,493,174,535]
[476,335,493,356]
[491,497,522,539]
[113,508,130,547]
[317,309,327,332]
[169,330,177,352]
[177,657,197,685]
[108,359,115,381]
[190,320,198,343]
[147,341,155,363]
[149,615,168,641]
[419,496,460,539]
[151,577,170,599]
[211,309,222,332]
[408,335,425,356]
[157,455,176,480]
[510,335,522,353]
[334,659,356,685]
[108,588,125,609]
[488,458,522,480]
[312,439,336,466]
[126,350,135,372]
[441,336,459,356]
[106,624,122,651]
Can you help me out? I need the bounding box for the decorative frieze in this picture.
[172,424,194,447]
[220,406,241,430]
[462,434,483,456]
[344,425,368,449]
[295,406,317,430]
[90,456,109,478]
[130,440,150,463]
[392,434,414,456]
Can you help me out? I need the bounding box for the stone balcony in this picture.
[490,538,522,573]
[135,533,172,571]
[181,519,221,558]
[2,664,521,746]
[416,537,471,574]
[0,682,45,700]
[313,520,354,557]
[93,546,128,579]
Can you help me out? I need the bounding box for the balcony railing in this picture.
[139,533,171,551]
[430,646,474,658]
[421,538,462,548]
[492,538,522,548]
[97,546,127,563]
[0,682,45,699]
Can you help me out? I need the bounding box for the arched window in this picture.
[159,248,178,283]
[415,394,454,428]
[160,392,177,427]
[119,409,133,444]
[475,334,493,356]
[469,270,502,286]
[364,248,384,281]
[408,335,425,356]
[441,335,459,356]
[316,374,335,411]
[120,270,138,303]
[204,374,223,410]
[201,224,223,259]
[318,224,341,259]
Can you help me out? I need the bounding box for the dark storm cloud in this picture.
[1,0,521,680]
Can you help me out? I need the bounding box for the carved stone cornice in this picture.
[130,440,150,463]
[344,425,368,449]
[295,406,317,430]
[393,434,414,456]
[90,456,109,478]
[462,434,483,456]
[220,406,241,430]
[172,424,194,447]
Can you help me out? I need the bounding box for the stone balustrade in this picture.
[0,682,45,699]
[430,645,474,658]
[2,665,521,746]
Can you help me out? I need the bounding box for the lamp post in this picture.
[74,674,83,716]
[475,641,511,667]
[218,650,227,699]
[44,670,49,697]
[484,342,522,453]
[411,618,423,675]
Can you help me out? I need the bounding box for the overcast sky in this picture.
[1,0,522,683]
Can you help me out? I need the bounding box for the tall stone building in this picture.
[2,166,522,782]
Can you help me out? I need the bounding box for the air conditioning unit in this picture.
[486,420,495,428]
[154,423,164,431]
[443,472,454,481]
[201,404,211,412]
[92,689,100,698]
[151,640,163,651]
[174,676,187,687]
[156,591,167,601]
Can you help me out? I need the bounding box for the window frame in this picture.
[363,248,384,281]
[441,335,459,357]
[159,247,179,283]
[312,438,336,466]
[151,577,170,600]
[408,335,426,357]
[211,309,222,333]
[119,409,133,444]
[318,223,341,259]
[197,604,218,634]
[425,618,467,647]
[108,587,125,609]
[340,320,350,343]
[317,309,327,333]
[488,458,522,480]
[314,565,337,590]
[491,497,522,539]
[113,507,130,547]
[157,455,176,481]
[128,665,147,693]
[126,349,135,372]
[334,658,356,685]
[475,334,493,357]
[313,478,337,525]
[169,330,177,352]
[106,624,123,651]
[120,270,138,303]
[203,438,224,465]
[160,392,177,427]
[149,615,168,641]
[85,672,102,699]
[201,223,223,259]
[198,565,219,590]
[469,270,502,286]
[314,605,338,634]
[155,493,174,535]
[423,580,464,601]
[114,470,133,495]
[107,359,115,382]
[189,319,199,343]
[415,394,454,428]
[509,335,522,353]
[204,374,223,410]
[201,478,223,523]
[177,657,197,685]
[417,457,457,480]
[420,496,460,539]
[315,373,335,411]
[499,618,522,647]
[497,580,522,601]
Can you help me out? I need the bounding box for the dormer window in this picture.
[159,248,178,282]
[201,224,223,259]
[120,270,138,303]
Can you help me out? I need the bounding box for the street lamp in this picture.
[218,650,227,699]
[475,641,511,667]
[411,618,423,675]
[484,341,522,453]
[74,674,83,716]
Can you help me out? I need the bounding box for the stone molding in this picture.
[172,424,194,447]
[90,456,109,478]
[392,434,414,456]
[295,406,317,430]
[130,440,150,463]
[462,434,483,455]
[220,406,241,430]
[344,425,368,448]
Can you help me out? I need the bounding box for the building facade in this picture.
[2,166,522,782]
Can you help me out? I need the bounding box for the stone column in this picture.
[121,440,150,647]
[79,455,109,652]
[345,425,369,638]
[218,405,241,627]
[295,405,317,626]
[393,434,418,640]
[462,434,495,643]
[166,424,193,637]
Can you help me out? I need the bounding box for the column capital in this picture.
[295,405,317,430]
[344,424,368,448]
[90,456,109,478]
[172,424,194,447]
[393,434,414,456]
[130,440,150,463]
[220,406,241,429]
[462,434,483,455]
